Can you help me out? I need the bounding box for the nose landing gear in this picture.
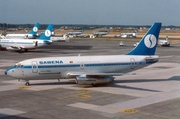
[18,79,30,86]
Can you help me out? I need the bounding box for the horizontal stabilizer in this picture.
[144,56,159,63]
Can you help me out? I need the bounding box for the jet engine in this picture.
[75,75,114,85]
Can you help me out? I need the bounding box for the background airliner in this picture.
[5,23,40,39]
[5,22,161,86]
[91,30,109,38]
[119,30,138,38]
[0,24,53,52]
[67,30,84,37]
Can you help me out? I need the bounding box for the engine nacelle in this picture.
[75,76,114,85]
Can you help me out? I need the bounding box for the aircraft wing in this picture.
[67,72,124,76]
[5,46,23,51]
[67,72,125,85]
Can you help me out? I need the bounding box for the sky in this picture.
[1,0,180,26]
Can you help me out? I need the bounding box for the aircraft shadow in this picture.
[17,50,52,54]
[0,114,31,119]
[29,80,76,86]
[39,45,93,50]
[0,49,52,53]
[106,76,180,92]
[26,76,180,92]
[113,76,180,84]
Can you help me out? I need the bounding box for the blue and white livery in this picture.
[0,24,53,52]
[5,23,162,86]
[5,23,40,39]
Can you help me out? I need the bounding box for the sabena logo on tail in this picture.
[45,30,51,37]
[144,34,156,48]
[33,27,38,32]
[38,24,54,40]
[29,23,39,34]
[127,22,162,55]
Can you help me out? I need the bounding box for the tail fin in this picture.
[28,23,40,35]
[126,22,162,55]
[38,24,54,40]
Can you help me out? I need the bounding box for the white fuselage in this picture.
[6,34,36,39]
[0,38,51,50]
[6,55,159,80]
[120,33,136,38]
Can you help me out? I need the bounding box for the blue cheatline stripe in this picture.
[24,66,32,68]
[6,61,158,73]
[17,61,157,69]
[6,66,16,72]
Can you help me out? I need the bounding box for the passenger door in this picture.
[80,63,84,70]
[32,61,38,73]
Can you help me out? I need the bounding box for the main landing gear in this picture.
[18,79,30,86]
[25,81,30,86]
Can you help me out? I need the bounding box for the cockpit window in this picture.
[17,63,21,68]
[15,63,23,68]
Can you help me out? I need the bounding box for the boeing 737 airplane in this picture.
[5,23,40,39]
[0,24,53,52]
[5,23,161,86]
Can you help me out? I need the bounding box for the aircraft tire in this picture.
[25,82,30,86]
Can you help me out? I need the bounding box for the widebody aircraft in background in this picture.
[5,23,40,39]
[0,24,53,52]
[5,23,162,86]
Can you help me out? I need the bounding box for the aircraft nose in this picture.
[5,71,7,75]
[5,67,14,76]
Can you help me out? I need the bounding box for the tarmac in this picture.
[0,39,180,119]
